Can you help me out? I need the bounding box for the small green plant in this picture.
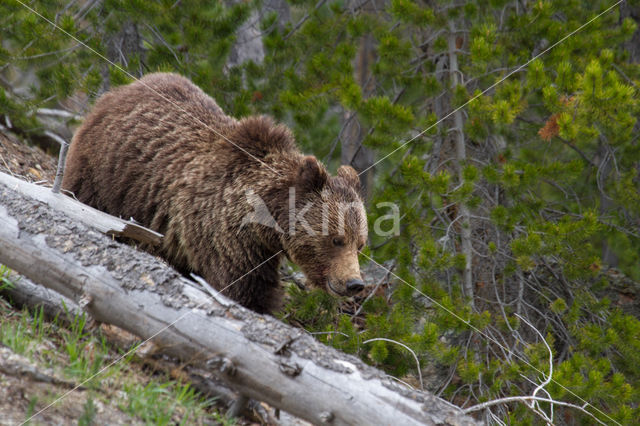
[77,396,97,426]
[1,314,31,354]
[216,412,239,426]
[30,306,46,342]
[0,265,14,291]
[25,396,38,424]
[119,380,212,425]
[62,313,108,383]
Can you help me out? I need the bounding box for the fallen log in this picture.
[0,177,479,426]
[0,171,162,246]
[2,271,84,321]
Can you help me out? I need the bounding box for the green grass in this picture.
[78,396,97,426]
[0,268,226,424]
[119,381,213,425]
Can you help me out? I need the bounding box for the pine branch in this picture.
[283,0,328,41]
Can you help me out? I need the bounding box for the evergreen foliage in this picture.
[2,0,640,423]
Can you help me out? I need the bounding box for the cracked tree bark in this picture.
[0,175,479,426]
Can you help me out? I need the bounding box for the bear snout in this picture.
[325,250,365,296]
[345,278,365,294]
[327,276,365,296]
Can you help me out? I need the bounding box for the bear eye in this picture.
[332,237,345,247]
[357,243,364,251]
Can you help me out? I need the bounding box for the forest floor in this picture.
[0,131,262,425]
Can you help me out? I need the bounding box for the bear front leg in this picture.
[204,256,283,315]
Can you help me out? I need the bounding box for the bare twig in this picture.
[612,63,639,89]
[43,131,68,194]
[515,313,554,423]
[144,23,182,65]
[463,396,607,425]
[557,136,597,167]
[37,108,82,121]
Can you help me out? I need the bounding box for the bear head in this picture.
[283,157,368,296]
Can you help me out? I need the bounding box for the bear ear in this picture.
[298,156,328,193]
[337,165,361,192]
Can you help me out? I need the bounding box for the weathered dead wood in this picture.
[0,178,480,426]
[0,171,162,246]
[2,271,84,321]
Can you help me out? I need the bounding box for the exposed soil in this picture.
[0,131,57,184]
[0,344,141,426]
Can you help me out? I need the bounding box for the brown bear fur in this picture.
[62,73,367,314]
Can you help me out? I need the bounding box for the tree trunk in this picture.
[620,1,640,63]
[447,26,474,307]
[341,0,379,201]
[0,176,479,426]
[101,20,145,93]
[226,0,290,70]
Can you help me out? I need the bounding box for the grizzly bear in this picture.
[62,73,367,314]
